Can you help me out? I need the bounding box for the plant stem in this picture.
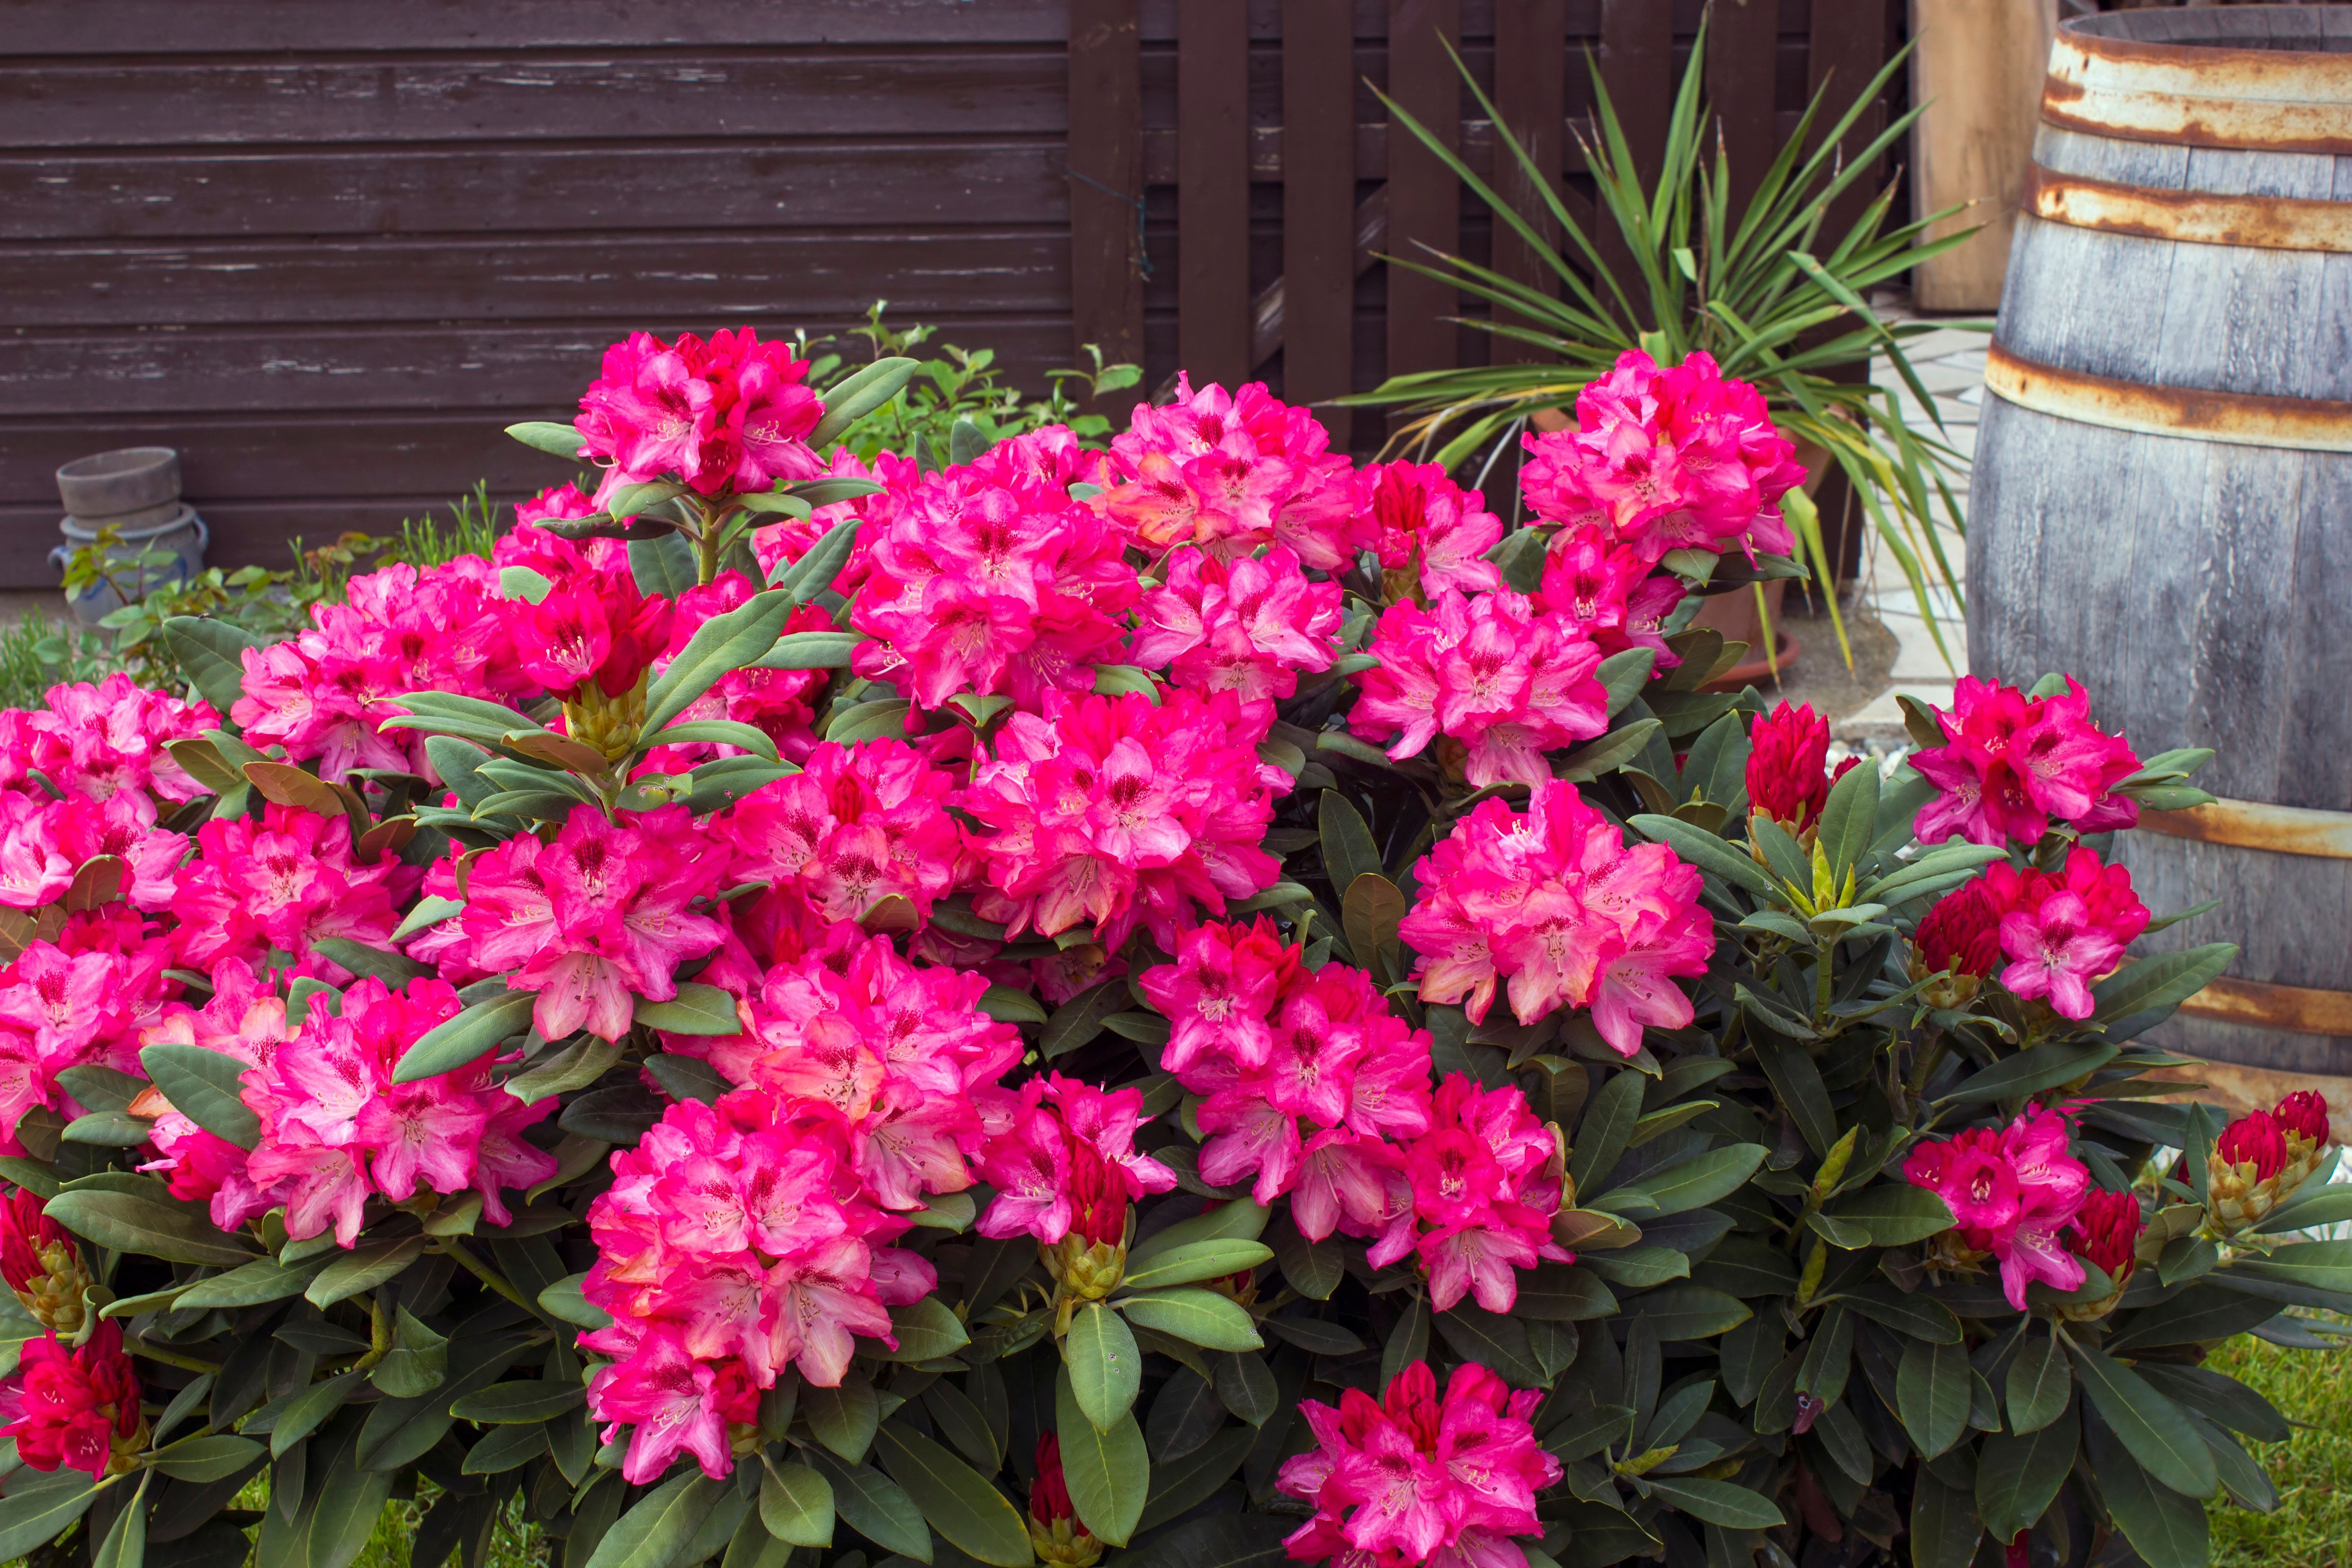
[438,1238,536,1314]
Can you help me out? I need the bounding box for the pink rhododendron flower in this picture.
[849,457,1136,713]
[1904,1107,2089,1309]
[1401,780,1713,1050]
[1355,461,1504,597]
[1139,921,1431,1231]
[170,803,412,982]
[496,525,676,703]
[975,1073,1176,1245]
[575,327,824,505]
[0,915,180,1153]
[1519,348,1805,563]
[0,1319,142,1479]
[1278,1360,1561,1568]
[460,804,729,1043]
[1534,524,1687,667]
[1102,375,1365,568]
[0,674,217,803]
[962,687,1287,949]
[1912,676,2141,847]
[1920,848,2146,1020]
[1349,587,1609,789]
[1129,544,1343,701]
[1370,1075,1567,1312]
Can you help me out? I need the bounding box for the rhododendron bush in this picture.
[0,333,2323,1568]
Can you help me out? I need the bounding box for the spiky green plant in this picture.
[1351,25,1981,663]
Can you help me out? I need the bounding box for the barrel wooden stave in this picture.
[1971,9,2352,1073]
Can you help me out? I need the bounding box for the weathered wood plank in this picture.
[1705,0,1781,227]
[1386,0,1464,382]
[1490,0,1565,366]
[1178,0,1252,385]
[0,143,1071,241]
[1284,0,1356,438]
[1069,0,1147,412]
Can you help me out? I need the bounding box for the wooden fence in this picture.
[0,0,1901,587]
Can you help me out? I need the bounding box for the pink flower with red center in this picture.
[975,1073,1176,1245]
[0,1319,142,1479]
[1349,587,1610,789]
[0,914,180,1153]
[1401,780,1713,1052]
[962,687,1287,950]
[1369,1075,1567,1313]
[460,803,729,1044]
[574,327,824,505]
[1128,544,1343,701]
[1904,1107,2090,1309]
[495,525,676,703]
[1913,676,2142,848]
[1533,524,1688,667]
[170,803,413,982]
[1277,1360,1561,1568]
[1745,702,1858,830]
[0,674,218,803]
[1354,461,1505,597]
[1102,375,1366,568]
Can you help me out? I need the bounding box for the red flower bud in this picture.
[2216,1110,2286,1182]
[1067,1141,1127,1250]
[2066,1188,2141,1279]
[1032,1433,1077,1526]
[1745,703,1839,828]
[2275,1090,2330,1145]
[1915,881,2004,979]
[0,1189,66,1298]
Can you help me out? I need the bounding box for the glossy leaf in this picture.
[873,1421,1034,1567]
[1068,1301,1144,1431]
[1056,1365,1150,1546]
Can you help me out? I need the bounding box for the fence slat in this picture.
[1069,0,1147,415]
[1706,0,1783,229]
[1594,0,1674,327]
[1283,0,1357,439]
[1179,0,1252,386]
[1385,0,1463,384]
[1491,0,1567,366]
[1808,0,1892,244]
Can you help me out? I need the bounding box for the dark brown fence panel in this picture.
[1069,0,1148,415]
[1178,0,1253,387]
[1385,0,1463,386]
[1281,0,1360,447]
[1491,0,1569,368]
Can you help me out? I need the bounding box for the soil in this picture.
[1740,590,1899,726]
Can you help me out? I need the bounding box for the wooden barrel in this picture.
[1970,7,2352,1088]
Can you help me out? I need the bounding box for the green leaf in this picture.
[630,982,738,1044]
[1940,1038,2120,1104]
[1119,1239,1274,1292]
[1068,1301,1144,1431]
[629,531,700,598]
[771,516,864,603]
[827,698,913,745]
[2227,1238,2352,1295]
[43,1188,257,1267]
[1273,1222,1343,1301]
[807,1450,933,1562]
[642,1054,729,1106]
[1977,1402,2077,1540]
[1837,1283,1960,1343]
[884,1295,971,1363]
[267,1369,361,1458]
[1380,1296,1431,1388]
[760,1458,837,1548]
[1137,1422,1254,1534]
[1911,1469,1983,1568]
[392,990,535,1084]
[306,1236,424,1307]
[461,1421,549,1475]
[754,630,865,671]
[63,1111,154,1146]
[1896,1338,1972,1458]
[449,1379,587,1424]
[1055,1364,1150,1546]
[162,617,260,717]
[506,420,590,458]
[977,984,1049,1025]
[1597,648,1658,715]
[1639,1476,1785,1530]
[646,718,782,760]
[0,1469,96,1561]
[175,1254,331,1311]
[371,1305,449,1399]
[804,1370,882,1462]
[1111,1514,1294,1568]
[873,1421,1034,1567]
[538,1273,615,1331]
[1514,1263,1618,1321]
[1436,1302,1545,1385]
[1627,813,1775,895]
[586,1471,737,1568]
[1813,752,1881,880]
[1129,1200,1271,1263]
[1822,1184,1957,1246]
[2086,1405,2210,1568]
[1610,1284,1749,1342]
[1119,1288,1265,1353]
[645,589,799,735]
[138,1043,261,1150]
[1749,1034,1836,1155]
[1319,790,1383,894]
[1093,664,1161,702]
[1570,1069,1646,1195]
[1597,1144,1764,1216]
[2006,1330,2072,1433]
[809,357,923,448]
[1039,980,1127,1061]
[2069,1341,2219,1498]
[148,1432,265,1482]
[2093,943,2239,1025]
[1558,719,1664,785]
[504,1034,623,1106]
[309,936,429,988]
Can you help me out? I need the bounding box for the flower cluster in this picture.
[495,525,676,713]
[962,688,1286,948]
[0,1319,144,1479]
[1349,588,1612,788]
[1904,1107,2090,1310]
[975,1073,1176,1246]
[1371,1076,1567,1313]
[1102,375,1361,568]
[1354,461,1504,599]
[1278,1360,1562,1568]
[204,976,558,1245]
[0,787,185,914]
[850,444,1136,712]
[1534,525,1687,666]
[1913,676,2142,847]
[0,913,180,1150]
[235,558,527,778]
[1746,701,1858,830]
[450,804,728,1043]
[2206,1090,2332,1230]
[1519,348,1806,562]
[170,803,412,982]
[0,673,217,803]
[0,1189,88,1334]
[1912,846,2148,1019]
[1401,779,1713,1051]
[1129,545,1343,701]
[574,326,824,506]
[1141,920,1431,1230]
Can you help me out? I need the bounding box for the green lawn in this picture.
[2209,1333,2352,1568]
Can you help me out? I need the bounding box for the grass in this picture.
[216,1474,548,1568]
[2209,1332,2352,1568]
